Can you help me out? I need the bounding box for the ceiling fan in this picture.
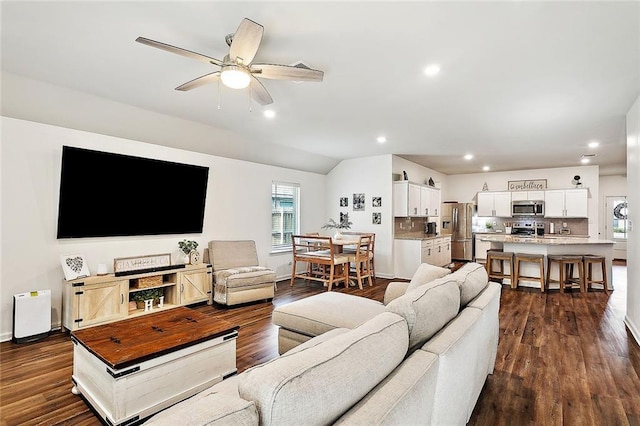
[136,18,324,106]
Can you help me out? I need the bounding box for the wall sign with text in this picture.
[508,179,547,191]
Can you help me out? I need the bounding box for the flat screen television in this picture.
[56,146,209,238]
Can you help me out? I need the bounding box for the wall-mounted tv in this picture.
[56,146,209,238]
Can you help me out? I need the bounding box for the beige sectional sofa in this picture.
[145,262,500,426]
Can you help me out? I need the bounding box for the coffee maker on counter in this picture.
[426,221,437,235]
[535,222,545,236]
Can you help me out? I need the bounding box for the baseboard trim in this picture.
[1,324,62,343]
[624,315,640,346]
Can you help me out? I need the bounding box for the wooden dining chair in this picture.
[346,235,373,289]
[342,232,376,283]
[290,235,350,291]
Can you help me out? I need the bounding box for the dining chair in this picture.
[342,232,376,283]
[290,235,350,291]
[346,235,373,289]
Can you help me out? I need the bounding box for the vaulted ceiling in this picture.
[2,1,638,175]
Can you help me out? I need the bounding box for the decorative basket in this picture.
[133,275,163,289]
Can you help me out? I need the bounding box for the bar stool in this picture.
[583,255,609,293]
[486,251,514,285]
[513,253,545,292]
[546,255,584,293]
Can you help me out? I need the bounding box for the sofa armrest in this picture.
[383,282,410,305]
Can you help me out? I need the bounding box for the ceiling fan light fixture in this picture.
[220,65,251,89]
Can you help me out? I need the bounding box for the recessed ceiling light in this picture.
[376,136,387,143]
[482,166,490,171]
[588,141,600,148]
[263,110,276,119]
[581,158,590,164]
[424,64,441,77]
[464,154,474,160]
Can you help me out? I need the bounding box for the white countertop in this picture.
[477,234,614,245]
[395,235,451,241]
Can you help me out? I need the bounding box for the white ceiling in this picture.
[1,1,638,176]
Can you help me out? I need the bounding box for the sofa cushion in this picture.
[449,262,489,307]
[216,268,276,289]
[385,278,460,351]
[272,292,385,337]
[406,263,451,292]
[239,312,409,426]
[144,388,258,425]
[209,240,259,270]
[334,350,439,425]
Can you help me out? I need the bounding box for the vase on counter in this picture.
[334,230,343,240]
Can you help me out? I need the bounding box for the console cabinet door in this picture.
[73,280,127,329]
[179,269,211,305]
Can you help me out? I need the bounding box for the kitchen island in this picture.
[477,234,614,291]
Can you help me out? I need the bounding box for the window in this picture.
[609,197,628,240]
[271,182,300,252]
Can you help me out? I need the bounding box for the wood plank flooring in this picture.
[1,266,638,425]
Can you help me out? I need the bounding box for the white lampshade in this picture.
[220,66,251,89]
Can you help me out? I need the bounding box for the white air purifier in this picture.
[13,290,51,343]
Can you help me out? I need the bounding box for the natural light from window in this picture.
[271,181,300,252]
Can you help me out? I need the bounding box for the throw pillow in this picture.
[449,262,489,307]
[406,263,451,292]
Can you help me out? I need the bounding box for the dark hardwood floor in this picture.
[1,265,638,425]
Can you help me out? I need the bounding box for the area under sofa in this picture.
[144,262,500,425]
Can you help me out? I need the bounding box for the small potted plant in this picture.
[178,239,199,264]
[321,215,353,240]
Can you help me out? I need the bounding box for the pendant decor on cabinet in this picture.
[482,182,489,191]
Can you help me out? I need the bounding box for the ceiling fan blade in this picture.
[251,63,324,81]
[229,18,263,64]
[175,72,221,91]
[136,36,223,66]
[249,75,273,105]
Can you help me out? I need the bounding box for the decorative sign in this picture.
[60,254,90,280]
[508,179,547,191]
[114,253,171,274]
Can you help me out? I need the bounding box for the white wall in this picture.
[392,156,447,192]
[626,95,640,345]
[445,165,600,237]
[326,155,394,277]
[0,117,327,341]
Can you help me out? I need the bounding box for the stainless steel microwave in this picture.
[512,200,544,216]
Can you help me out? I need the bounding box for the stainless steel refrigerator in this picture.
[441,203,474,261]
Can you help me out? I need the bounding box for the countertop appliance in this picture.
[425,222,437,235]
[536,223,545,236]
[441,202,473,261]
[512,200,544,217]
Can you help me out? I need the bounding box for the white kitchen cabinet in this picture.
[433,236,451,266]
[395,181,440,217]
[477,191,511,217]
[474,234,493,262]
[394,181,422,217]
[394,239,422,279]
[544,189,587,218]
[512,191,545,201]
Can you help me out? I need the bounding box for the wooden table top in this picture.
[71,307,239,370]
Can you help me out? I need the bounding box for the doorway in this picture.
[605,196,627,260]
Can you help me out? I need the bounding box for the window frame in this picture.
[271,181,300,253]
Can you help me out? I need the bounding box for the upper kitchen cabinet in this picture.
[544,189,588,218]
[511,191,545,201]
[394,181,440,217]
[477,191,511,217]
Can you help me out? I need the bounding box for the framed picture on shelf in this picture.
[60,254,91,280]
[372,197,382,207]
[353,193,365,211]
[372,212,382,225]
[340,197,348,207]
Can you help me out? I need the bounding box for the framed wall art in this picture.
[372,197,382,207]
[60,254,91,280]
[340,197,348,207]
[372,212,382,225]
[353,193,365,211]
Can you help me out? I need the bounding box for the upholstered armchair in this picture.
[207,240,276,306]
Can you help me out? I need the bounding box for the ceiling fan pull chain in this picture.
[248,83,253,112]
[217,78,221,110]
